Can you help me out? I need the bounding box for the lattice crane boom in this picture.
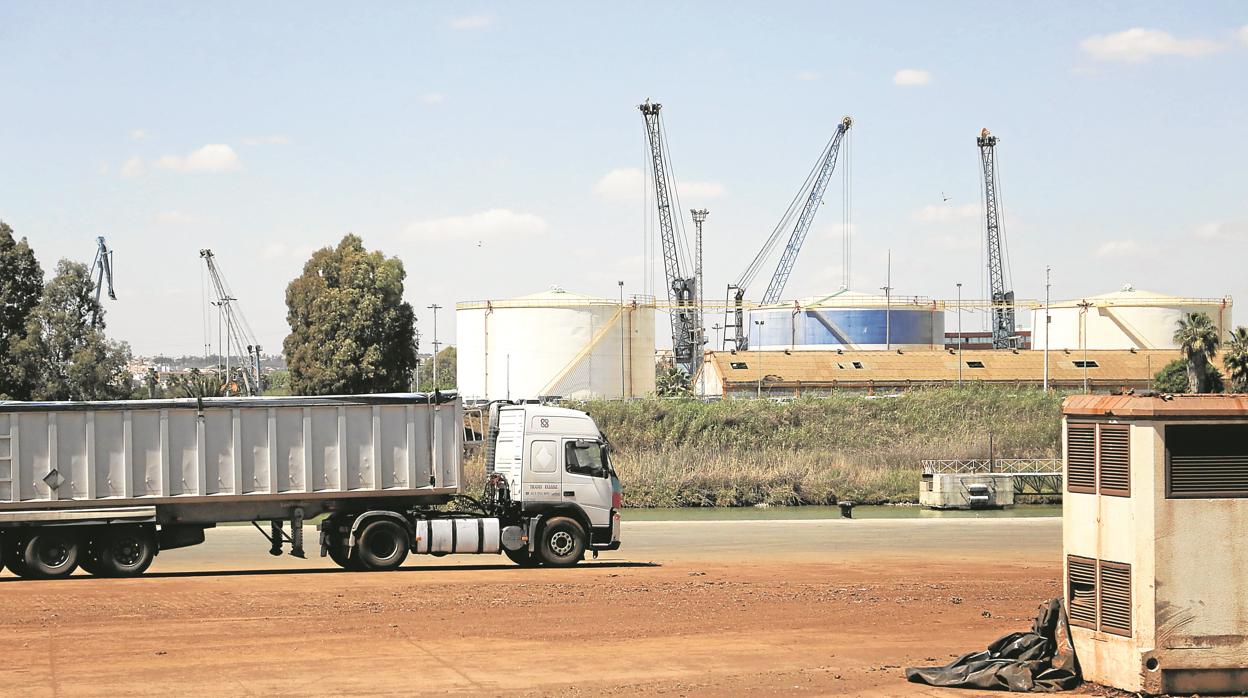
[639,100,700,375]
[976,128,1017,348]
[200,249,262,395]
[89,236,116,327]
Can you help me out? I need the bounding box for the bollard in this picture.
[839,501,856,519]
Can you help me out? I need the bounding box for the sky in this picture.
[2,2,1247,356]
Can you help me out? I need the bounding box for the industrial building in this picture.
[1031,285,1232,351]
[456,288,656,402]
[694,348,1180,397]
[745,290,945,351]
[1062,394,1248,694]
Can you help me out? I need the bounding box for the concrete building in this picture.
[1032,285,1232,351]
[455,288,656,402]
[1062,395,1248,694]
[694,348,1179,397]
[745,290,944,351]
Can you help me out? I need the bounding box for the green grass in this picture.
[462,387,1066,508]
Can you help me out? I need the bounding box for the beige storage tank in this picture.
[456,288,656,402]
[1031,285,1231,351]
[1062,395,1248,694]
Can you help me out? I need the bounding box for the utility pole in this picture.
[1078,300,1091,393]
[754,320,765,398]
[881,250,893,350]
[711,323,723,349]
[957,283,963,385]
[427,304,442,391]
[1043,266,1051,392]
[618,280,626,399]
[691,208,708,380]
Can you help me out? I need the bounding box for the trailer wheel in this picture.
[4,536,31,578]
[537,517,586,568]
[504,548,540,567]
[22,530,81,579]
[78,545,105,576]
[327,538,363,571]
[356,520,409,571]
[96,527,155,577]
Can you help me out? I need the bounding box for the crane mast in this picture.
[89,236,116,327]
[639,100,700,376]
[976,128,1017,348]
[726,115,852,351]
[200,249,263,396]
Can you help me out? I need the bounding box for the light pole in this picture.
[956,283,963,386]
[711,323,723,349]
[618,280,626,399]
[1078,300,1091,393]
[754,319,765,399]
[691,208,709,378]
[1043,266,1051,392]
[427,304,442,391]
[881,250,893,350]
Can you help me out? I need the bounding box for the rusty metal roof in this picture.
[1063,394,1248,418]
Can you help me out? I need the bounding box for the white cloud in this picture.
[130,128,149,141]
[1080,28,1223,63]
[1095,240,1156,258]
[405,209,548,241]
[1193,220,1248,242]
[155,211,194,225]
[912,203,979,222]
[156,144,241,173]
[120,155,145,178]
[419,92,446,105]
[893,68,932,86]
[593,167,725,202]
[1237,25,1248,46]
[449,13,494,30]
[795,69,821,81]
[241,135,290,146]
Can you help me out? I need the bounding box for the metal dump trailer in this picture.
[0,393,621,579]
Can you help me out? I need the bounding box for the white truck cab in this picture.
[489,404,622,564]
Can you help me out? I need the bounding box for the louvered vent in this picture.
[1067,424,1096,494]
[1099,561,1132,637]
[1098,425,1130,497]
[1167,424,1248,498]
[1066,555,1097,629]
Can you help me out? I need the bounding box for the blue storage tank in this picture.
[746,290,944,350]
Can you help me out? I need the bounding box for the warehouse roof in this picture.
[698,348,1182,389]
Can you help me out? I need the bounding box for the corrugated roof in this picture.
[1063,394,1248,418]
[702,348,1182,388]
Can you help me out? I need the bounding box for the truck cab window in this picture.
[565,441,608,478]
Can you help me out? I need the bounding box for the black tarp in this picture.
[905,598,1082,692]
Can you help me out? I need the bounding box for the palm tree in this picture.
[1223,326,1248,393]
[1173,312,1222,393]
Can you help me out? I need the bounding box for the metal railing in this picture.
[922,458,1062,475]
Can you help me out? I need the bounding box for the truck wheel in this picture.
[95,527,155,577]
[356,520,409,571]
[4,536,31,578]
[78,551,105,576]
[537,517,586,568]
[327,538,363,571]
[504,548,540,567]
[22,530,81,579]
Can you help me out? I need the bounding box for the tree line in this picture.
[1158,311,1248,393]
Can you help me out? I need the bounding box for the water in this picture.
[623,503,1062,521]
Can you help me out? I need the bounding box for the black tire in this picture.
[327,538,364,571]
[95,527,155,578]
[504,548,540,567]
[22,530,81,579]
[78,549,106,576]
[4,536,31,578]
[356,520,409,571]
[537,517,586,568]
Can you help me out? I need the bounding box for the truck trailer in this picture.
[0,392,621,579]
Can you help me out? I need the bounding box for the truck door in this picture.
[561,439,612,527]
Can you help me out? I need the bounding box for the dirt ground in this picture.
[0,518,1076,697]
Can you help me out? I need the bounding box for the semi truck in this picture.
[0,392,621,579]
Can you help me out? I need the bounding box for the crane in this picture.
[89,236,116,327]
[976,128,1017,348]
[725,115,852,350]
[200,249,262,395]
[639,100,702,376]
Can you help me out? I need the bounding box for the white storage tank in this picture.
[456,288,656,402]
[746,289,944,350]
[1031,285,1232,351]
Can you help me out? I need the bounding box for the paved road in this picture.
[145,516,1061,574]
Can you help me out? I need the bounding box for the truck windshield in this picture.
[566,441,611,478]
